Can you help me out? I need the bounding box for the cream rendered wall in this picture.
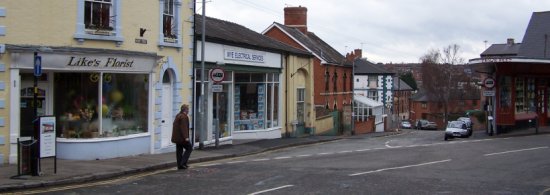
[284,54,314,136]
[0,0,194,163]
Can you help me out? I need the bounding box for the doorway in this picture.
[160,71,173,148]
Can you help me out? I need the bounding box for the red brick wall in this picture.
[313,63,353,111]
[264,28,305,50]
[354,116,375,134]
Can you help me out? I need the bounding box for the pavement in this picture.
[1,126,548,193]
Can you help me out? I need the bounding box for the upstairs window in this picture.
[159,0,182,48]
[85,0,114,32]
[324,70,330,92]
[163,0,177,40]
[333,72,338,92]
[343,73,347,91]
[75,0,122,43]
[368,76,378,88]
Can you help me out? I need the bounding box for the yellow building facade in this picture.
[0,0,194,164]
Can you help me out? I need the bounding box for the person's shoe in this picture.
[177,166,187,170]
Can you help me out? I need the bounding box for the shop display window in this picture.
[234,73,279,131]
[55,73,148,138]
[515,77,525,113]
[499,76,511,112]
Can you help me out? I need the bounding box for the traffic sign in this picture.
[483,77,495,89]
[34,56,42,77]
[210,68,225,83]
[212,84,223,92]
[483,90,495,96]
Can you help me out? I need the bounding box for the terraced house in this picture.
[0,0,194,164]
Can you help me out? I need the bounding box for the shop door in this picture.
[20,80,48,137]
[212,84,230,138]
[161,83,173,147]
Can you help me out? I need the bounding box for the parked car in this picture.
[457,117,473,134]
[445,121,471,140]
[416,119,438,130]
[400,121,412,129]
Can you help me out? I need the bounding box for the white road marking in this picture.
[252,158,270,162]
[317,152,333,155]
[199,163,222,167]
[484,146,549,156]
[248,185,294,195]
[227,160,246,164]
[274,156,292,160]
[296,154,312,157]
[355,148,371,152]
[349,159,452,176]
[338,150,353,154]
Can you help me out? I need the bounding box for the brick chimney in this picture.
[354,49,362,59]
[284,6,308,34]
[507,38,515,45]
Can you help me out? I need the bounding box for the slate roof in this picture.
[480,43,521,57]
[392,78,414,91]
[270,22,349,66]
[354,58,394,75]
[194,15,311,56]
[518,11,550,59]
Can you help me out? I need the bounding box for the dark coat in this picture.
[171,112,189,144]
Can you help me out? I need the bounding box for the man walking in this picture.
[172,104,193,170]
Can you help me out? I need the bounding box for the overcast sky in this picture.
[201,0,549,64]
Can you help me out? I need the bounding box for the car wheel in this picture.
[444,135,448,141]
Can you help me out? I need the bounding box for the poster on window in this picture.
[39,116,56,158]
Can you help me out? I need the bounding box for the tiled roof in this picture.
[481,43,521,57]
[392,78,414,91]
[272,23,348,66]
[195,15,311,56]
[518,11,550,59]
[354,58,394,75]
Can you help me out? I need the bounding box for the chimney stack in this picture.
[507,38,515,45]
[354,49,362,59]
[284,6,308,34]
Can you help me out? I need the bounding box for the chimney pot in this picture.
[507,38,515,45]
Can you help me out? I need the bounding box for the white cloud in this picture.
[204,0,550,63]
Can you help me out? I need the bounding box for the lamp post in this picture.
[199,0,207,148]
[31,51,41,176]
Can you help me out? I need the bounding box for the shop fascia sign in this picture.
[224,50,265,63]
[11,53,156,72]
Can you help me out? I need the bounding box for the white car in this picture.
[444,121,470,141]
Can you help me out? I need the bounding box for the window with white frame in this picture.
[297,88,305,123]
[85,0,114,31]
[368,90,378,101]
[368,76,378,88]
[75,0,122,43]
[159,0,182,47]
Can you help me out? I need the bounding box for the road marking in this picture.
[274,156,292,160]
[248,185,294,195]
[484,146,549,156]
[296,154,312,157]
[540,187,550,195]
[349,159,452,176]
[252,158,270,162]
[199,163,222,167]
[317,152,333,155]
[227,160,246,164]
[355,148,371,152]
[338,150,353,154]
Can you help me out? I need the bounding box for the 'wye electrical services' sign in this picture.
[224,50,265,63]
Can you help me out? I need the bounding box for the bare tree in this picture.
[419,44,473,124]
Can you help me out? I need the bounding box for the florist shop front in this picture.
[8,46,157,160]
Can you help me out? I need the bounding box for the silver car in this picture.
[444,121,470,141]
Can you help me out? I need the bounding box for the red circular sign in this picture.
[483,77,495,89]
[210,68,225,83]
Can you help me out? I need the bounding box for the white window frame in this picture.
[297,88,305,123]
[158,0,182,48]
[74,0,124,44]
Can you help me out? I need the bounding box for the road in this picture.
[22,131,550,195]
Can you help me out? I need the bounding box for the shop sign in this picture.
[483,77,495,89]
[224,50,265,63]
[210,68,225,83]
[483,90,495,97]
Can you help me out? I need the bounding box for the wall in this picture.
[284,54,314,136]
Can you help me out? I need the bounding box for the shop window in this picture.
[515,77,525,113]
[526,78,536,112]
[55,73,148,138]
[75,0,123,43]
[234,73,279,131]
[499,76,512,112]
